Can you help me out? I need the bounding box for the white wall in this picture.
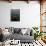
[0,1,40,28]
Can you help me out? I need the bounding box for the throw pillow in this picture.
[21,28,27,35]
[14,28,21,33]
[8,27,14,34]
[25,28,30,35]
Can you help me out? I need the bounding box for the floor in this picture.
[0,40,46,46]
[16,40,46,46]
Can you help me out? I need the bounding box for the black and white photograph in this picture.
[0,0,46,46]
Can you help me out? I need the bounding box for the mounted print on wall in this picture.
[11,9,20,21]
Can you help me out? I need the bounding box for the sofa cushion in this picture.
[8,33,34,43]
[8,27,14,34]
[21,28,27,35]
[25,28,30,35]
[14,28,21,33]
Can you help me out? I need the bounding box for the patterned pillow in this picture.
[24,28,30,35]
[14,28,21,33]
[8,27,14,34]
[21,28,27,35]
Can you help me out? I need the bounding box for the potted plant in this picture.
[32,27,39,40]
[32,27,43,40]
[32,27,38,40]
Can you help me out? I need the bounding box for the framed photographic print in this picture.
[11,9,20,21]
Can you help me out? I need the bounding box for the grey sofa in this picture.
[3,27,34,43]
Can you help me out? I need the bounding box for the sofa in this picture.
[1,27,34,43]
